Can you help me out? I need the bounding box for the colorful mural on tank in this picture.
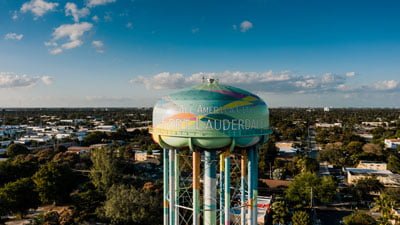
[151,81,271,148]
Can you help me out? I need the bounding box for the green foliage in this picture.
[90,147,120,191]
[352,177,384,202]
[387,154,400,174]
[291,211,311,225]
[342,212,377,225]
[83,131,108,146]
[259,139,278,177]
[271,200,289,225]
[6,143,29,157]
[71,185,104,222]
[0,154,38,186]
[285,172,336,207]
[101,184,162,225]
[0,177,39,217]
[32,162,76,204]
[295,157,319,173]
[373,193,396,224]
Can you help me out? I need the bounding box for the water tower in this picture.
[151,78,271,225]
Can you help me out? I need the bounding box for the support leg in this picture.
[241,150,247,225]
[224,150,231,225]
[163,148,169,225]
[204,150,217,225]
[174,149,180,225]
[169,149,175,225]
[193,151,201,225]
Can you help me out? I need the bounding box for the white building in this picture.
[315,122,342,128]
[385,139,400,150]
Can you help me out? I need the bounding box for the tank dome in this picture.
[151,79,271,149]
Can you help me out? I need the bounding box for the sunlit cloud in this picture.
[20,0,58,19]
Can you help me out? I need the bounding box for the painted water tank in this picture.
[151,78,271,149]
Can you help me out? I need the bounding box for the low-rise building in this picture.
[357,161,387,170]
[315,122,342,128]
[385,138,400,150]
[345,167,400,187]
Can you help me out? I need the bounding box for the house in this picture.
[385,139,400,150]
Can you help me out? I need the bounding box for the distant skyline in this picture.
[0,0,399,107]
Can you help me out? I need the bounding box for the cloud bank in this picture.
[0,72,53,88]
[131,71,399,94]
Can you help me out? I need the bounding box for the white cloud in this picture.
[192,28,199,34]
[92,40,104,53]
[86,0,116,7]
[47,22,93,54]
[372,80,399,91]
[346,71,356,77]
[0,72,53,88]
[20,0,58,18]
[12,11,18,20]
[41,76,53,85]
[240,20,253,32]
[4,33,24,41]
[126,22,133,29]
[65,2,90,22]
[92,15,99,22]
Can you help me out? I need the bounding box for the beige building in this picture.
[346,167,400,187]
[357,161,387,170]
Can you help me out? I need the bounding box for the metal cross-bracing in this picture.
[163,145,259,225]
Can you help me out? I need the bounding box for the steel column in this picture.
[253,147,258,225]
[204,150,217,225]
[174,149,180,225]
[248,147,257,225]
[240,149,247,225]
[224,150,231,225]
[219,152,225,225]
[169,149,175,225]
[193,150,201,225]
[163,148,169,225]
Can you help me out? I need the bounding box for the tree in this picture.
[352,177,384,203]
[295,157,319,173]
[6,143,29,157]
[259,139,278,178]
[285,172,336,207]
[342,212,377,225]
[0,177,39,218]
[292,211,311,225]
[317,176,337,204]
[102,184,162,225]
[83,132,107,146]
[90,147,120,191]
[271,200,288,225]
[373,193,395,225]
[32,162,76,204]
[387,154,400,174]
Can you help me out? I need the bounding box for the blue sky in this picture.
[0,0,399,107]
